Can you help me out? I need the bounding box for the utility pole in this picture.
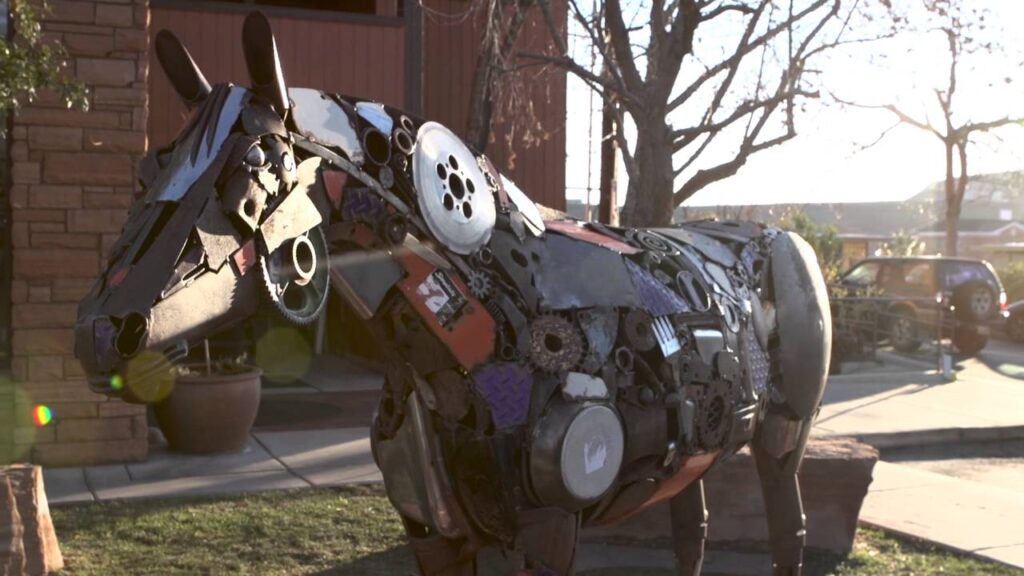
[598,97,618,225]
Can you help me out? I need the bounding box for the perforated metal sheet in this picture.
[413,122,496,255]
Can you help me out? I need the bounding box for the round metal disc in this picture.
[413,122,496,254]
[559,405,624,501]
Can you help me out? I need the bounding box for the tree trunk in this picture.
[619,118,675,227]
[942,139,968,257]
[466,52,496,152]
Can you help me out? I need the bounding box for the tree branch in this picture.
[604,0,645,93]
[667,0,829,112]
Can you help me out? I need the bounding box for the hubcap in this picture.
[971,288,993,316]
[893,316,913,345]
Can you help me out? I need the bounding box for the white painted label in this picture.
[584,436,608,475]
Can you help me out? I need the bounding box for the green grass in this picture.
[51,487,1021,575]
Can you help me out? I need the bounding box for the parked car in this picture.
[1006,300,1024,342]
[830,256,1007,357]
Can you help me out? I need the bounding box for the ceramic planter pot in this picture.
[154,365,262,454]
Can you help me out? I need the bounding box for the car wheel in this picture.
[1009,314,1024,342]
[955,282,996,322]
[890,310,922,353]
[953,327,988,356]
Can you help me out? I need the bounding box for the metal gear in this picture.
[621,309,657,352]
[260,226,330,325]
[696,380,732,451]
[528,314,585,373]
[465,269,494,300]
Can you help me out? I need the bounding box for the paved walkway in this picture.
[41,351,1024,570]
[862,461,1024,569]
[44,427,380,504]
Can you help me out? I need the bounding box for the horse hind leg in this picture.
[403,515,478,576]
[669,479,708,576]
[513,509,580,575]
[754,231,832,575]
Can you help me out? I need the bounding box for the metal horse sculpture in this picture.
[75,13,831,576]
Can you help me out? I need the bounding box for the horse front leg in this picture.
[751,230,832,575]
[752,409,810,576]
[669,479,708,576]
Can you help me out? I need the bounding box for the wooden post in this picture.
[598,101,618,225]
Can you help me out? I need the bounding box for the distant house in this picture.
[675,200,935,266]
[916,219,1024,265]
[906,171,1024,264]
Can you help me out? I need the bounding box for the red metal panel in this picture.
[149,7,405,148]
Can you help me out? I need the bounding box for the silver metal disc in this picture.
[559,405,623,501]
[413,122,496,255]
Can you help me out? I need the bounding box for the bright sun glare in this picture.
[564,1,1024,209]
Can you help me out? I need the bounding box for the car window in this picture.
[942,261,998,289]
[899,262,936,296]
[843,262,880,286]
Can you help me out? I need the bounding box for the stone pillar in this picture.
[6,0,150,466]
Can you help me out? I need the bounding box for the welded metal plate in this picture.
[355,101,394,135]
[654,227,737,267]
[545,220,640,254]
[413,122,496,255]
[149,86,248,203]
[499,175,545,236]
[289,87,364,165]
[534,234,641,311]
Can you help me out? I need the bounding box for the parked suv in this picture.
[831,256,1007,356]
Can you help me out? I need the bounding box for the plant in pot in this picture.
[154,343,262,454]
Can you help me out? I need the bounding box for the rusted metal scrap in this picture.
[74,12,833,576]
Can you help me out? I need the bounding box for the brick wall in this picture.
[6,0,149,466]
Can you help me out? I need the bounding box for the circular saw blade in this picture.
[413,122,496,255]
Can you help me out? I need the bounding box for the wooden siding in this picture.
[148,2,566,209]
[422,1,567,209]
[149,7,405,147]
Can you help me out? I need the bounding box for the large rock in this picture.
[585,437,878,554]
[0,465,64,575]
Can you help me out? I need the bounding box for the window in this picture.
[842,261,881,287]
[943,261,998,290]
[254,0,376,13]
[897,262,936,297]
[206,0,378,14]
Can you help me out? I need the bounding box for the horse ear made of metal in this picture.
[75,12,832,576]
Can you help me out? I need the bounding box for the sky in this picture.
[563,1,1024,208]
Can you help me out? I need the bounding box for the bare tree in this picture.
[519,0,862,226]
[845,1,1023,256]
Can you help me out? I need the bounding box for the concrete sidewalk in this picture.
[43,427,380,504]
[815,368,1024,447]
[861,461,1024,568]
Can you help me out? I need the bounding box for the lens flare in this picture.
[254,326,313,384]
[124,349,175,403]
[110,374,124,390]
[32,405,53,427]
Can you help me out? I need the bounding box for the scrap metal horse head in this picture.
[76,12,832,576]
[75,14,328,400]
